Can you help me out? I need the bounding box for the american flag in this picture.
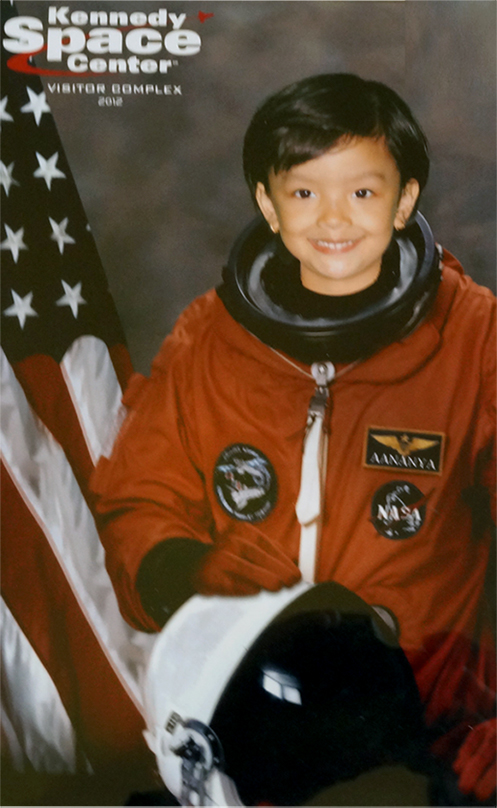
[1,1,156,791]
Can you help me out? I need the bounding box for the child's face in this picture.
[255,136,419,296]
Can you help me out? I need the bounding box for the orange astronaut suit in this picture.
[92,249,495,750]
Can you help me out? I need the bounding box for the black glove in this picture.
[136,538,209,626]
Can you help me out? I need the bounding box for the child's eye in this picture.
[354,188,373,199]
[294,189,315,199]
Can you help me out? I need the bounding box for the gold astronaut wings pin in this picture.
[363,427,445,475]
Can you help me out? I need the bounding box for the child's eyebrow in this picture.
[283,168,389,183]
[349,171,389,181]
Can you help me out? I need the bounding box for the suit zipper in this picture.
[296,361,335,582]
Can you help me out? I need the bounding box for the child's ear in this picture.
[255,182,280,234]
[394,179,420,230]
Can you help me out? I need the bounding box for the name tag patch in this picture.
[364,427,444,475]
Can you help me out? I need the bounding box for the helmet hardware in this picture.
[172,719,224,806]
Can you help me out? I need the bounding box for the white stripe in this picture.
[296,414,324,525]
[1,597,78,773]
[1,350,156,715]
[296,415,327,583]
[60,335,125,465]
[298,522,320,585]
[2,708,26,771]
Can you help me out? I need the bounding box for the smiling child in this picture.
[92,74,495,804]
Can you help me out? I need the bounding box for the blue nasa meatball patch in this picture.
[214,444,278,522]
[371,480,428,539]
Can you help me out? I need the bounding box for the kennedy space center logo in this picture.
[214,444,278,523]
[371,480,432,540]
[3,6,211,78]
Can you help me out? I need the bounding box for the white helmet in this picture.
[143,582,312,805]
[142,582,426,806]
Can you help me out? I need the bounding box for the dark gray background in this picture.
[20,0,497,373]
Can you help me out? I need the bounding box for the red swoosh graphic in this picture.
[7,47,93,76]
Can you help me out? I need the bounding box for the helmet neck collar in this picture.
[218,213,441,365]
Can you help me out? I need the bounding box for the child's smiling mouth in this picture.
[309,238,358,253]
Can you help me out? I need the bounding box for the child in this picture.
[91,74,495,802]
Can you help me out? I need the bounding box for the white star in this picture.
[3,290,38,329]
[0,161,19,196]
[0,97,14,126]
[33,152,66,190]
[1,225,28,263]
[56,280,86,318]
[49,217,76,254]
[20,87,51,126]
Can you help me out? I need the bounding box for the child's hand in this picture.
[452,718,496,802]
[193,532,301,596]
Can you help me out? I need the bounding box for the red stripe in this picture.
[12,347,132,508]
[11,355,96,504]
[1,463,154,775]
[109,343,134,392]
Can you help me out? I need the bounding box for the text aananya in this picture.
[3,7,201,75]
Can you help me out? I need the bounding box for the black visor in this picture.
[210,582,428,806]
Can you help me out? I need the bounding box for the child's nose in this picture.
[318,196,350,227]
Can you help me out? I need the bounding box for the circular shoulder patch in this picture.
[371,480,427,540]
[213,444,278,523]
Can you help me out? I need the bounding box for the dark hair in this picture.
[243,74,430,204]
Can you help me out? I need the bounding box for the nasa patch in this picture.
[371,480,430,539]
[213,444,278,523]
